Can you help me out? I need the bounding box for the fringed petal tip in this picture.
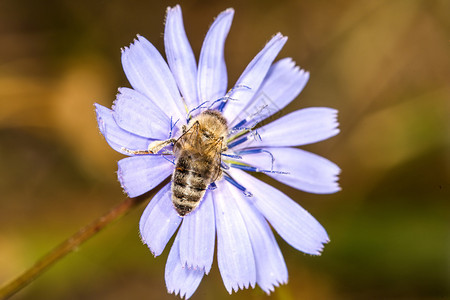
[120,36,139,55]
[168,286,201,300]
[139,240,159,258]
[303,230,330,256]
[138,231,159,258]
[222,7,235,15]
[305,236,330,257]
[261,279,288,295]
[166,4,181,14]
[226,281,256,295]
[276,56,310,76]
[121,35,139,53]
[272,32,287,42]
[116,165,134,197]
[165,235,205,299]
[167,288,191,300]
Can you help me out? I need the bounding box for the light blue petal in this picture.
[230,58,309,128]
[229,169,329,255]
[112,87,170,140]
[178,192,215,274]
[121,35,185,120]
[117,155,173,197]
[224,33,287,124]
[214,180,256,293]
[237,107,339,148]
[197,8,234,104]
[140,183,182,256]
[241,147,341,194]
[233,187,288,294]
[165,234,204,299]
[95,103,155,155]
[165,5,198,109]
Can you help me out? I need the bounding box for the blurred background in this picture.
[0,0,448,299]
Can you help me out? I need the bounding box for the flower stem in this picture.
[0,196,148,300]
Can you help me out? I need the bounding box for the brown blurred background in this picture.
[0,0,449,299]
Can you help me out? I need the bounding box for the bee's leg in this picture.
[147,139,177,154]
[121,138,176,155]
[223,173,252,197]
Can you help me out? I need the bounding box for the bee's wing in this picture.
[174,121,201,152]
[209,137,224,183]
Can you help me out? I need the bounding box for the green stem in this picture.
[0,196,148,300]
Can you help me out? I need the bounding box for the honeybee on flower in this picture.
[95,4,340,299]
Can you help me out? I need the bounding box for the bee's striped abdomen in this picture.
[171,151,215,216]
[170,109,228,216]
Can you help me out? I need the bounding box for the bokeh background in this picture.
[1,0,449,299]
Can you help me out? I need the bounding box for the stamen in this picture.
[227,136,248,149]
[232,119,247,131]
[230,163,289,175]
[221,153,243,159]
[207,182,217,190]
[163,156,176,165]
[224,174,253,197]
[168,117,179,139]
[186,101,210,121]
[231,104,269,132]
[220,161,230,170]
[209,95,239,112]
[229,127,261,142]
[236,149,275,170]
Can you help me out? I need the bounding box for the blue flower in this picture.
[95,5,340,299]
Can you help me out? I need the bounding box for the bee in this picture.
[171,110,228,216]
[121,109,229,216]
